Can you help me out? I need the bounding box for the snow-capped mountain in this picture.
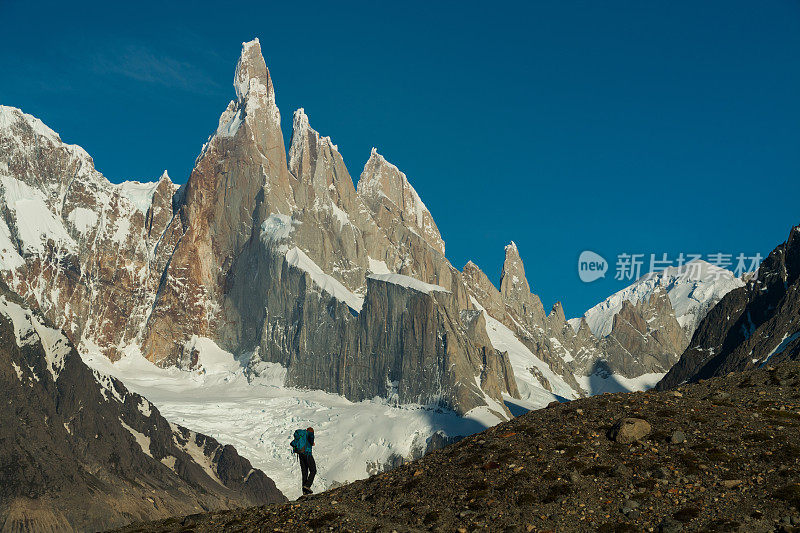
[575,260,745,340]
[0,37,745,503]
[0,280,283,531]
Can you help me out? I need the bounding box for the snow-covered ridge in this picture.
[117,171,169,213]
[367,273,448,295]
[0,105,93,164]
[577,260,744,339]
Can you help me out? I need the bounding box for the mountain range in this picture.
[0,37,786,528]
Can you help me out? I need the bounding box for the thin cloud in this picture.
[92,44,222,95]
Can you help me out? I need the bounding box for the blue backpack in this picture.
[290,429,310,454]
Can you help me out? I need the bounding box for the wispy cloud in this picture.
[92,44,222,95]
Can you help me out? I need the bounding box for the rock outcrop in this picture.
[659,224,800,389]
[0,281,284,532]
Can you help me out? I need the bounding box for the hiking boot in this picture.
[302,486,313,495]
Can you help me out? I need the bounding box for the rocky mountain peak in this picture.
[356,149,445,255]
[500,241,532,302]
[234,38,274,105]
[549,301,566,324]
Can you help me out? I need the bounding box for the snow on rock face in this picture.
[367,273,449,295]
[579,260,744,340]
[117,172,169,213]
[260,213,297,246]
[0,295,71,381]
[0,175,77,255]
[286,247,364,312]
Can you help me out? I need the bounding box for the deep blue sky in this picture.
[2,0,799,316]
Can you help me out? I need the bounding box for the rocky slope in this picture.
[115,360,800,533]
[659,225,800,389]
[0,281,284,532]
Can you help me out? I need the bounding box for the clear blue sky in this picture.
[2,0,799,316]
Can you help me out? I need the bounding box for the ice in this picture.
[117,175,165,213]
[260,213,296,244]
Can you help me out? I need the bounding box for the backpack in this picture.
[290,429,309,454]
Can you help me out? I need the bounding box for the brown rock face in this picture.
[142,39,296,365]
[0,105,179,362]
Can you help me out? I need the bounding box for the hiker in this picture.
[290,427,316,494]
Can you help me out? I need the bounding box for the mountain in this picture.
[0,40,514,419]
[463,249,743,398]
[0,280,284,532]
[0,36,748,501]
[115,360,800,532]
[576,260,745,341]
[659,225,800,389]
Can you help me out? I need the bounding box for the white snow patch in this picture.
[367,257,392,275]
[138,398,152,417]
[161,455,177,472]
[367,273,448,295]
[286,247,364,312]
[11,360,23,381]
[260,213,296,245]
[0,175,77,255]
[120,419,152,458]
[110,216,131,244]
[82,342,499,500]
[575,371,666,395]
[66,207,99,235]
